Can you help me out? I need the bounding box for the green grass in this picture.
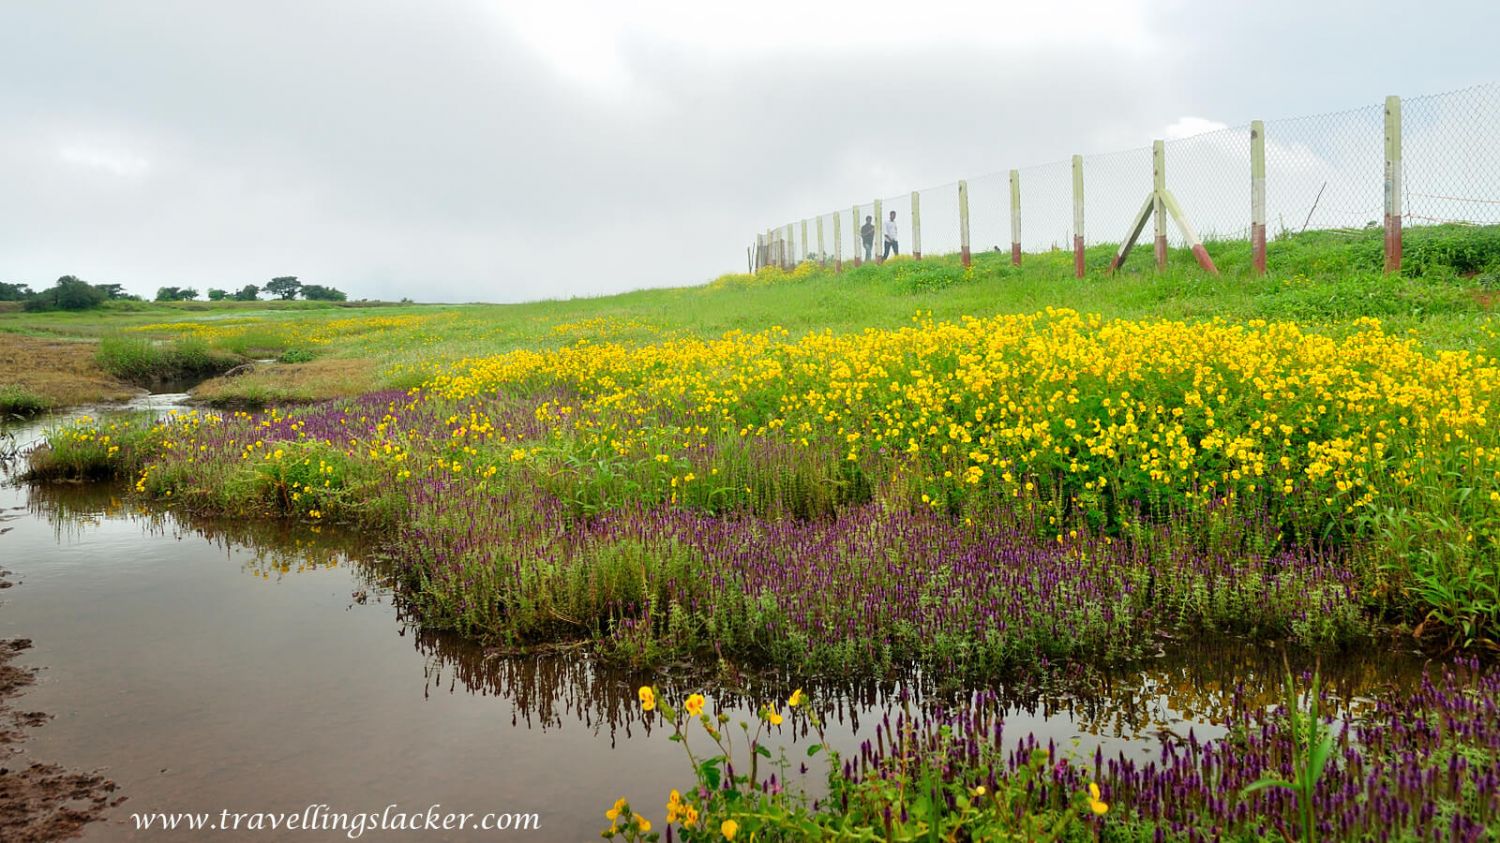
[0,385,50,417]
[95,335,243,386]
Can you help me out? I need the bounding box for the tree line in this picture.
[1,275,346,311]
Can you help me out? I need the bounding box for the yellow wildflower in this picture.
[606,797,627,821]
[1088,782,1108,815]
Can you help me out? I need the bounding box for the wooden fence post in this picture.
[1251,120,1267,275]
[832,212,843,273]
[816,216,826,267]
[834,211,846,270]
[873,198,883,263]
[1109,195,1155,273]
[800,219,809,265]
[1161,191,1220,276]
[852,205,862,267]
[784,223,795,269]
[911,191,922,260]
[1384,95,1403,274]
[1071,155,1085,278]
[1153,140,1167,272]
[958,180,971,267]
[1009,169,1022,266]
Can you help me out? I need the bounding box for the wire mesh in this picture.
[1015,159,1074,253]
[1405,83,1500,226]
[1081,145,1152,249]
[1163,126,1253,245]
[916,183,960,257]
[964,171,1006,256]
[1262,104,1385,237]
[758,83,1499,269]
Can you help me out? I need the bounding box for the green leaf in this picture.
[1307,731,1336,786]
[1242,778,1295,795]
[755,744,773,759]
[806,743,823,757]
[699,759,722,790]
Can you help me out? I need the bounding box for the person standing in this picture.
[860,215,876,262]
[883,210,899,260]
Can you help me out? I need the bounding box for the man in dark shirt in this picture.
[860,216,876,262]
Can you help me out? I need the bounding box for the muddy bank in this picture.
[189,357,382,409]
[0,569,121,842]
[0,335,137,412]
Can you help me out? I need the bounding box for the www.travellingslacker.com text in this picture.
[130,804,542,837]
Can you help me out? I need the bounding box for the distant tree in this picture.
[266,276,301,300]
[91,283,137,300]
[207,288,228,301]
[57,276,106,309]
[0,282,33,301]
[154,286,200,302]
[24,276,106,311]
[300,284,347,301]
[232,284,261,301]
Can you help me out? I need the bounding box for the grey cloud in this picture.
[1,1,1494,302]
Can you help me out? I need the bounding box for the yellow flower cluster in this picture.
[665,789,697,828]
[709,261,820,289]
[603,797,651,835]
[418,310,1500,520]
[129,313,439,347]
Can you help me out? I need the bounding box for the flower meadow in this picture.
[41,308,1500,653]
[30,304,1500,837]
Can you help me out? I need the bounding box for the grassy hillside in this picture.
[5,224,1499,411]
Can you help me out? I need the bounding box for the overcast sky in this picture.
[2,1,1496,303]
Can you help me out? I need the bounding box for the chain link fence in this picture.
[753,83,1499,273]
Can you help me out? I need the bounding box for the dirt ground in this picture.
[0,569,122,841]
[0,334,137,408]
[191,357,381,407]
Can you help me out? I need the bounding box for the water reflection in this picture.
[19,468,1436,760]
[24,481,371,580]
[407,622,1431,754]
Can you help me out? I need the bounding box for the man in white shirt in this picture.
[882,211,899,260]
